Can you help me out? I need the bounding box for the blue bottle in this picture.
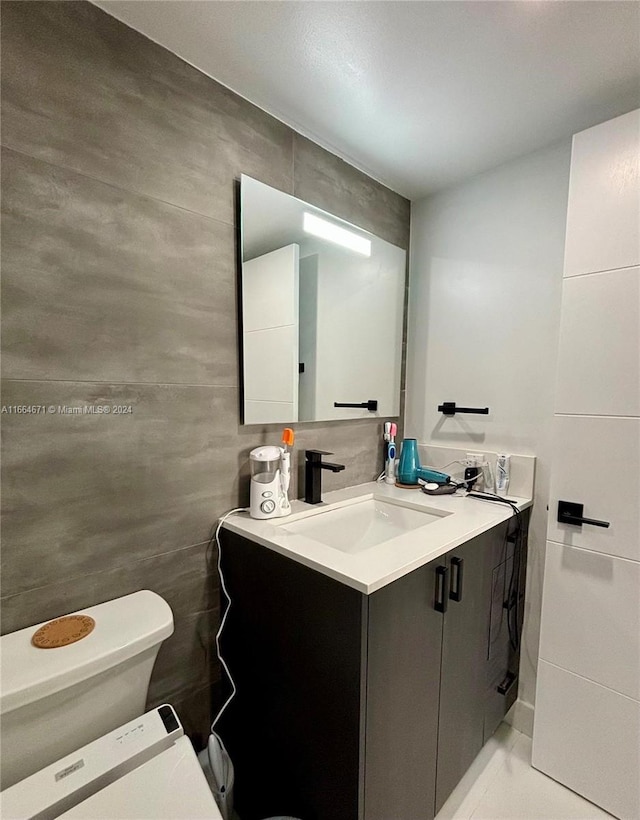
[397,438,420,485]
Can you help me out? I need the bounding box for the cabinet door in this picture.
[365,559,444,820]
[484,513,528,742]
[435,532,493,813]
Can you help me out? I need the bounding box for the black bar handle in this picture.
[497,671,517,697]
[449,557,464,602]
[557,500,610,529]
[334,400,378,412]
[434,566,448,613]
[438,402,489,416]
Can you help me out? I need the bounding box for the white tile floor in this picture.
[436,724,614,820]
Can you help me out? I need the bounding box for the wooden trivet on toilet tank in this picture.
[31,615,95,648]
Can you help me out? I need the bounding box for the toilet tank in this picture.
[0,590,173,790]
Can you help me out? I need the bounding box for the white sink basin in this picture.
[277,496,449,554]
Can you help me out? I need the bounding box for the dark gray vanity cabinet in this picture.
[435,534,494,813]
[219,531,365,820]
[483,512,529,743]
[219,511,529,820]
[363,559,445,820]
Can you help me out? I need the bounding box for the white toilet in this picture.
[0,590,222,819]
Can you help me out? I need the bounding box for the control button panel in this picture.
[260,499,276,514]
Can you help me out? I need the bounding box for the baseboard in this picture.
[505,699,535,737]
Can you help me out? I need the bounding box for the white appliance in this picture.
[0,590,173,790]
[0,591,220,819]
[249,444,291,519]
[0,705,222,820]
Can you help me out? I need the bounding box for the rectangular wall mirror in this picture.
[239,175,406,424]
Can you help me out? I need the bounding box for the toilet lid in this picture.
[58,736,222,820]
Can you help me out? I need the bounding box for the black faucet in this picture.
[304,449,345,504]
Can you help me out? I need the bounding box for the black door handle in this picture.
[435,565,448,613]
[557,500,610,529]
[449,557,464,602]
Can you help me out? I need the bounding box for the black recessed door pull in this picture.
[449,557,464,602]
[334,400,378,412]
[434,565,448,613]
[497,671,517,697]
[557,500,610,528]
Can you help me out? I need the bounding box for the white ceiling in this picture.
[94,1,640,200]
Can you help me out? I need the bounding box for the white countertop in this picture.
[223,482,531,595]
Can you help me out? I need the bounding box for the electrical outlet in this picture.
[465,452,485,490]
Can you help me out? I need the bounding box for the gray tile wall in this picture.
[0,1,410,747]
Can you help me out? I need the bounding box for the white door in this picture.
[532,110,640,820]
[242,244,300,424]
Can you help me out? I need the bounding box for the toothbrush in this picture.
[280,428,295,514]
[385,423,397,485]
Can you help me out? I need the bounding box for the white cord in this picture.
[455,473,480,485]
[210,507,248,732]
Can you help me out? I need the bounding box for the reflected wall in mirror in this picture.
[240,175,406,424]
